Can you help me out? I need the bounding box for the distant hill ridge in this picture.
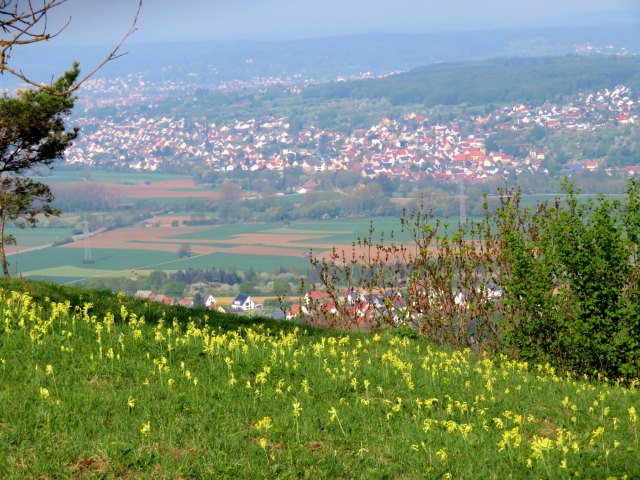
[6,23,640,90]
[303,55,640,106]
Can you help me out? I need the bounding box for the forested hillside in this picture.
[303,55,640,106]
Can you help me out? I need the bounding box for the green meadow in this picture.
[5,227,75,248]
[0,281,638,479]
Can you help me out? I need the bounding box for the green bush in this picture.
[493,179,640,379]
[308,179,640,381]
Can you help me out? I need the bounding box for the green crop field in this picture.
[5,227,75,247]
[12,246,312,283]
[0,281,638,479]
[10,247,178,283]
[167,217,414,243]
[36,170,194,184]
[149,251,311,272]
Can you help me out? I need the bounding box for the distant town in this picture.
[66,78,639,183]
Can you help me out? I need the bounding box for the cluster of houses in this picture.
[272,284,503,331]
[132,289,260,313]
[65,82,639,184]
[132,281,508,332]
[490,84,636,131]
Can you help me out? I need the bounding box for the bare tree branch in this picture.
[0,0,142,93]
[69,0,142,93]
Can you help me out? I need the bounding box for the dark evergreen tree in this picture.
[0,65,79,276]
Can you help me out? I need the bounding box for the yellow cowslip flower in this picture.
[127,396,135,409]
[328,407,338,422]
[39,386,50,400]
[301,378,310,394]
[350,377,358,390]
[45,364,54,376]
[120,304,128,322]
[254,416,273,433]
[459,423,473,440]
[255,371,268,385]
[103,312,114,333]
[140,421,151,437]
[589,426,605,446]
[292,399,302,418]
[258,437,268,450]
[629,406,637,424]
[435,448,447,462]
[530,436,553,460]
[424,398,438,408]
[224,356,233,370]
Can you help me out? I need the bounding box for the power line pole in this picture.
[459,178,467,227]
[83,214,92,264]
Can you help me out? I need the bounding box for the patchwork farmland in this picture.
[9,217,416,284]
[8,171,444,284]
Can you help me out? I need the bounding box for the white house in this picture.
[203,294,216,308]
[230,294,255,311]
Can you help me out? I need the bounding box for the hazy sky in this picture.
[45,0,640,45]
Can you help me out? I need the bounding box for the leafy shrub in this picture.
[306,179,640,380]
[492,179,640,379]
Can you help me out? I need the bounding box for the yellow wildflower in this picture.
[435,448,448,462]
[140,421,151,437]
[39,386,50,400]
[292,399,302,418]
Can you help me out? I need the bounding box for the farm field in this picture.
[4,227,75,251]
[0,283,638,479]
[34,170,197,184]
[10,216,423,283]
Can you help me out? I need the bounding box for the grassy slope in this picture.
[0,279,638,479]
